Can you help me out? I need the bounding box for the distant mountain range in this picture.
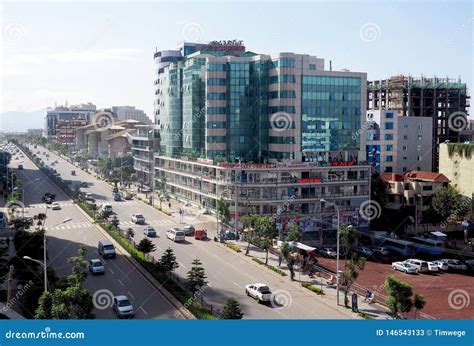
[0,109,46,132]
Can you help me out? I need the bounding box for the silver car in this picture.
[113,295,134,318]
[392,261,418,274]
[89,259,105,275]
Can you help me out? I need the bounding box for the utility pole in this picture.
[7,265,14,307]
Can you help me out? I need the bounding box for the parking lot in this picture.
[317,256,474,319]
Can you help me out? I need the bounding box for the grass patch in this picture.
[252,257,287,276]
[154,206,172,216]
[225,243,241,253]
[359,312,375,320]
[301,281,325,295]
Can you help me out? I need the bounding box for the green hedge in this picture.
[301,282,325,295]
[252,257,287,276]
[225,243,242,253]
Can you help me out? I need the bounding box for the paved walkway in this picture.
[228,239,392,320]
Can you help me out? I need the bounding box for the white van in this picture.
[166,228,185,242]
[98,240,116,258]
[404,259,429,273]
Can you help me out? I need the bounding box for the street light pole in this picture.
[321,198,341,306]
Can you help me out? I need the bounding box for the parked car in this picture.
[80,182,88,188]
[42,192,56,204]
[124,193,133,200]
[245,283,273,303]
[167,228,185,242]
[113,193,122,202]
[85,193,94,201]
[17,164,23,170]
[392,261,418,274]
[143,226,157,237]
[354,247,373,257]
[433,260,449,271]
[194,228,207,240]
[89,259,105,275]
[181,225,195,236]
[319,248,337,258]
[404,259,429,273]
[440,259,468,271]
[0,212,7,228]
[71,170,76,176]
[131,213,145,224]
[100,203,113,215]
[372,246,389,256]
[426,261,440,272]
[112,187,119,194]
[223,230,236,240]
[51,202,61,210]
[98,240,116,258]
[113,295,134,318]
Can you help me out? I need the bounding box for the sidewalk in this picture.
[228,239,391,320]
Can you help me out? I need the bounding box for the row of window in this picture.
[207,78,226,86]
[302,76,361,86]
[269,106,296,114]
[207,121,226,128]
[302,92,361,101]
[207,92,226,100]
[269,136,296,144]
[269,90,296,99]
[271,58,296,68]
[269,75,296,84]
[207,107,226,114]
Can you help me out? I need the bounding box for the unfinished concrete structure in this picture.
[368,75,470,171]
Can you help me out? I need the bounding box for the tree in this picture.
[413,293,426,319]
[159,248,179,275]
[126,228,135,241]
[186,258,208,296]
[253,216,278,265]
[385,276,416,319]
[285,223,303,242]
[241,214,256,256]
[221,298,243,319]
[216,197,230,227]
[67,245,89,286]
[431,186,471,223]
[110,215,120,230]
[280,242,296,280]
[339,225,366,307]
[137,238,156,254]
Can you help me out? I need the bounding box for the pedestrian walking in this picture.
[278,256,282,267]
[168,202,171,209]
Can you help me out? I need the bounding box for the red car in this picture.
[194,228,207,240]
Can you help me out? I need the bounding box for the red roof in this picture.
[379,173,404,182]
[403,170,450,183]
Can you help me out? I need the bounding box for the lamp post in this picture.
[24,217,72,293]
[320,198,341,306]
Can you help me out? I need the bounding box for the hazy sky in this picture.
[1,0,473,120]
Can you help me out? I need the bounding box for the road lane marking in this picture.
[139,306,148,315]
[118,279,124,286]
[127,291,135,300]
[109,268,115,275]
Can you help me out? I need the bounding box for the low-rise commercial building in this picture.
[439,143,474,199]
[129,125,159,186]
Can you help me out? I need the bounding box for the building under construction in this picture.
[368,75,470,171]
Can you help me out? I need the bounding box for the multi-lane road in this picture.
[8,149,184,319]
[23,144,352,319]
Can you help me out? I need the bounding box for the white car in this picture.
[392,261,418,274]
[245,283,273,303]
[113,295,134,318]
[85,193,94,201]
[426,262,440,272]
[166,228,185,242]
[433,260,449,271]
[440,259,467,271]
[373,246,389,255]
[51,202,61,210]
[131,213,145,224]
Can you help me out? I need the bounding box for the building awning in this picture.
[431,231,447,237]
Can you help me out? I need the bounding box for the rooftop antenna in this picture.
[329,60,332,71]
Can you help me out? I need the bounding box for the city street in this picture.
[30,144,355,319]
[9,151,185,319]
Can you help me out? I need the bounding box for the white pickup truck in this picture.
[245,283,273,303]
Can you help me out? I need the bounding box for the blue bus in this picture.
[381,239,416,256]
[410,237,444,255]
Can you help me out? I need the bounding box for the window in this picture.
[402,167,407,172]
[269,136,295,144]
[417,145,422,151]
[417,124,423,130]
[207,78,226,86]
[385,122,394,130]
[403,135,408,140]
[207,107,226,114]
[402,145,407,151]
[207,63,225,71]
[385,134,393,140]
[384,166,393,172]
[385,112,394,118]
[417,156,422,161]
[269,74,296,84]
[418,135,422,141]
[309,64,316,70]
[239,136,245,144]
[404,124,408,129]
[275,58,295,68]
[207,92,226,100]
[422,185,433,191]
[403,156,407,160]
[386,145,393,151]
[385,156,393,162]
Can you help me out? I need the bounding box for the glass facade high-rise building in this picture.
[153,41,370,243]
